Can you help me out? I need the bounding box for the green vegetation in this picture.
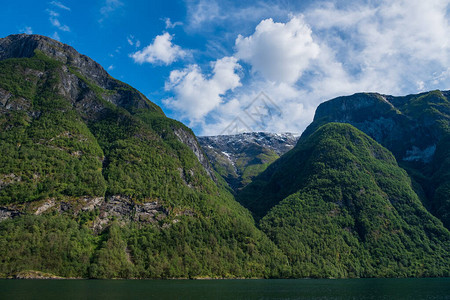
[430,134,450,228]
[299,90,450,229]
[240,123,450,277]
[0,210,289,279]
[0,54,106,203]
[1,38,449,279]
[0,47,288,279]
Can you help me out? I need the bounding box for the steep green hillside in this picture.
[0,34,288,279]
[239,123,450,277]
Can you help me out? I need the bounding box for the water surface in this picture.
[1,278,449,299]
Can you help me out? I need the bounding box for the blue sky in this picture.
[1,0,450,136]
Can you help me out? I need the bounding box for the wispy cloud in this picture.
[185,0,289,32]
[127,35,140,47]
[99,0,123,23]
[47,1,70,34]
[49,15,70,32]
[50,1,70,11]
[52,32,60,41]
[164,18,183,29]
[130,32,187,65]
[21,26,33,34]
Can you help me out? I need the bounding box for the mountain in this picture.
[198,132,298,192]
[0,34,289,279]
[300,91,450,228]
[238,122,450,277]
[1,34,449,279]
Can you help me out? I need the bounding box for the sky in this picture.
[1,0,450,136]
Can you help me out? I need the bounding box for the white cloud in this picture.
[166,0,450,135]
[304,0,450,95]
[47,4,70,33]
[127,36,133,46]
[52,32,60,41]
[50,1,70,11]
[165,18,183,29]
[108,65,114,71]
[99,0,123,23]
[185,0,289,32]
[130,32,187,65]
[127,35,141,48]
[235,16,320,84]
[163,57,242,122]
[47,10,59,17]
[22,26,33,34]
[49,17,70,32]
[187,0,221,29]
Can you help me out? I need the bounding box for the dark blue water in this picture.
[1,278,449,299]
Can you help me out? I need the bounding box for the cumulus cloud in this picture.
[163,57,242,122]
[130,33,187,65]
[235,16,320,84]
[305,0,450,94]
[166,0,450,135]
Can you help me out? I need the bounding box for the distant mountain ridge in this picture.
[198,132,299,191]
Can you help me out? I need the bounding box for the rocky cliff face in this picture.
[0,34,149,110]
[302,91,449,163]
[198,132,299,191]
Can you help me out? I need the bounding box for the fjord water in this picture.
[1,278,449,299]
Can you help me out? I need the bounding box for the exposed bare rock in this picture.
[0,173,22,189]
[0,34,162,115]
[301,91,448,162]
[174,127,216,182]
[0,207,21,221]
[34,199,56,215]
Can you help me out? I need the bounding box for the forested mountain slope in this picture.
[0,34,288,279]
[300,91,450,228]
[238,123,450,277]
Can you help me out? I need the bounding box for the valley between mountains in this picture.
[0,34,448,279]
